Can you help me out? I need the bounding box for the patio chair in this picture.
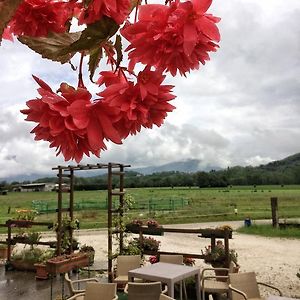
[113,255,142,289]
[201,261,237,300]
[65,282,118,300]
[65,272,99,296]
[124,281,168,300]
[159,254,187,300]
[228,272,282,300]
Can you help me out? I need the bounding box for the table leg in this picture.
[167,282,175,298]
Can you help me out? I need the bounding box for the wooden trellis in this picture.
[52,163,130,271]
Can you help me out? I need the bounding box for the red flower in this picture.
[78,0,131,25]
[21,76,122,162]
[121,0,220,76]
[8,0,75,37]
[98,67,176,138]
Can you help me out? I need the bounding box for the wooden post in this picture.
[57,167,63,255]
[271,197,279,228]
[69,168,74,252]
[224,231,230,267]
[107,163,113,282]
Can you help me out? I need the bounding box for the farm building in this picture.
[17,183,56,192]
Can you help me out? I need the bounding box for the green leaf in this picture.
[114,35,123,69]
[59,16,119,55]
[18,32,81,64]
[0,0,23,44]
[88,47,103,82]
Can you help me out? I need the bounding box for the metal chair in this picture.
[201,261,238,300]
[113,255,142,288]
[65,272,99,296]
[159,254,187,300]
[228,272,282,300]
[124,281,168,300]
[66,282,118,300]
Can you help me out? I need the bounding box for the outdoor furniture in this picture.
[65,272,99,296]
[113,255,142,288]
[228,272,282,300]
[65,282,118,300]
[128,262,201,300]
[201,261,237,300]
[124,281,167,300]
[159,254,187,300]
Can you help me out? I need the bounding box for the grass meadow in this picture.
[0,185,299,234]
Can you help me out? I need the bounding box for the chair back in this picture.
[116,255,141,277]
[229,272,260,300]
[84,282,117,300]
[127,282,162,300]
[159,254,183,265]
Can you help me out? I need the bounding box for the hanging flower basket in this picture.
[46,253,89,275]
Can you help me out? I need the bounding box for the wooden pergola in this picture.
[52,162,130,279]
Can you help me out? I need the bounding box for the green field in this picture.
[0,185,299,232]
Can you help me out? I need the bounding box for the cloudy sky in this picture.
[0,0,299,180]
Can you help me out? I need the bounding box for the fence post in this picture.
[271,197,278,228]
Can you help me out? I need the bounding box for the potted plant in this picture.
[125,219,143,233]
[145,219,164,235]
[139,236,160,254]
[216,224,233,238]
[11,209,37,227]
[34,249,55,280]
[46,252,89,275]
[53,216,80,254]
[10,247,44,271]
[79,244,95,266]
[202,240,239,281]
[146,219,159,228]
[0,244,8,259]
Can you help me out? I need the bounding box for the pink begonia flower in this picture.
[78,0,131,25]
[98,67,176,139]
[7,0,75,37]
[121,0,220,76]
[21,76,122,162]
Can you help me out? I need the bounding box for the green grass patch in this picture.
[0,185,299,233]
[237,224,300,239]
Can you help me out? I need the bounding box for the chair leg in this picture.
[183,281,188,300]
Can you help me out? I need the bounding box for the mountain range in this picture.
[1,153,300,183]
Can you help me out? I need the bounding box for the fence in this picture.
[32,198,189,214]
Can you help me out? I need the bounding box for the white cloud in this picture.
[0,0,300,180]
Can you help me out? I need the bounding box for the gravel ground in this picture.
[2,219,300,299]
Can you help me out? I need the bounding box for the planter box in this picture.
[143,227,164,236]
[46,253,89,275]
[125,224,142,233]
[11,260,36,271]
[0,247,8,259]
[125,225,164,236]
[10,220,32,228]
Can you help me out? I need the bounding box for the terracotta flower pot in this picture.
[46,253,89,275]
[0,247,8,259]
[34,263,48,280]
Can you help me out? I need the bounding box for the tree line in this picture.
[2,153,300,190]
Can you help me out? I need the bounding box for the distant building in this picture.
[18,183,56,192]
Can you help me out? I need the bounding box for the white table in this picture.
[128,262,201,299]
